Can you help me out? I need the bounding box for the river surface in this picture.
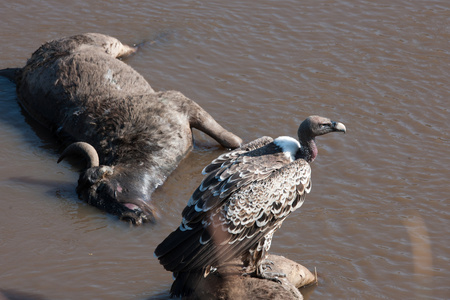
[0,0,449,299]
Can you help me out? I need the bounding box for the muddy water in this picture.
[0,0,449,299]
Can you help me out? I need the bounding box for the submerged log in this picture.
[186,254,317,300]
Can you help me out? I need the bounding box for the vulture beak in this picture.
[332,121,346,133]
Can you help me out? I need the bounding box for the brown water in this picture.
[0,0,449,299]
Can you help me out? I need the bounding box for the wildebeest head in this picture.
[59,142,157,225]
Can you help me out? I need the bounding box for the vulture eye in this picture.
[319,123,329,129]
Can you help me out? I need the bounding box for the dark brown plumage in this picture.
[154,115,346,297]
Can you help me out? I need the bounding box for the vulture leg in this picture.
[256,259,286,283]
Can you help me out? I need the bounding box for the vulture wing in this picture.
[155,136,312,273]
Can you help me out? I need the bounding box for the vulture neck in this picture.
[297,136,317,163]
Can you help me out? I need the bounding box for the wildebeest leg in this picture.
[83,33,137,59]
[188,100,242,149]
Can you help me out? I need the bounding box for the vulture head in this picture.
[297,115,346,162]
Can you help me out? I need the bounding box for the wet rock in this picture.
[187,254,317,300]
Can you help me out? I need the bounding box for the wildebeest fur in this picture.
[0,33,242,224]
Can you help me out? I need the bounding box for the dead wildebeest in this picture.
[0,33,242,225]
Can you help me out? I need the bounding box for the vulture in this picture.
[154,115,346,297]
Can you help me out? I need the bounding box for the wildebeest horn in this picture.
[57,142,100,168]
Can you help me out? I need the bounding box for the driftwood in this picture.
[186,254,317,300]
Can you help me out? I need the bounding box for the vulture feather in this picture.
[154,115,346,297]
